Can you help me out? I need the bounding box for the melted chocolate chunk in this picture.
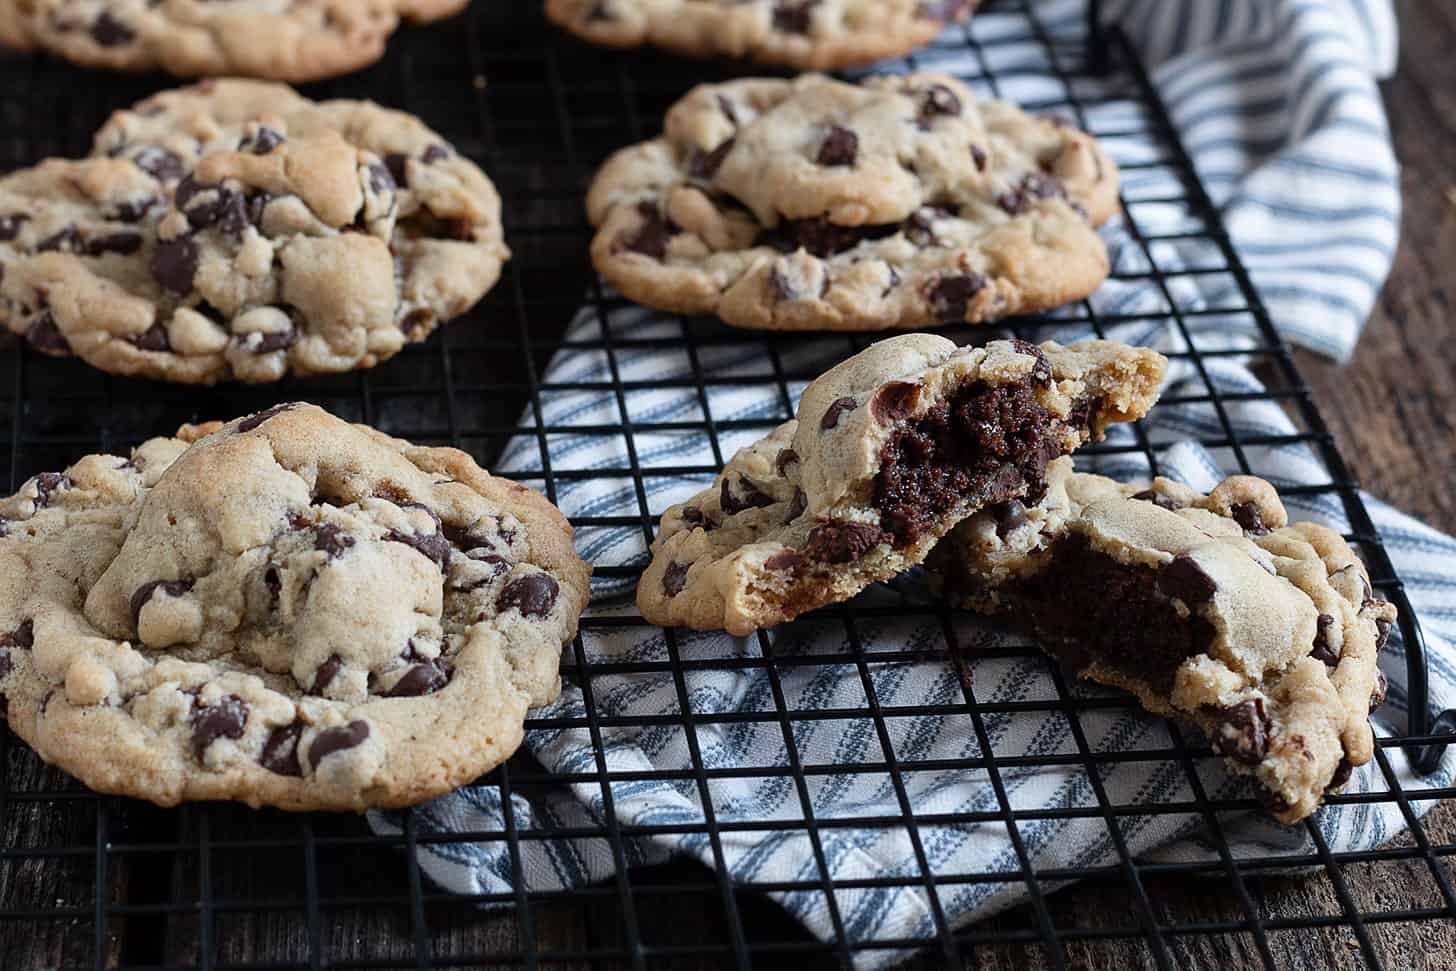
[86,231,144,256]
[1310,613,1338,667]
[25,312,70,354]
[873,377,1061,544]
[1206,698,1270,766]
[918,84,963,128]
[1157,555,1217,605]
[617,201,677,259]
[926,273,987,322]
[260,721,304,776]
[389,659,451,697]
[128,321,170,351]
[997,172,1066,215]
[37,225,82,253]
[236,402,297,433]
[820,396,857,431]
[191,695,248,760]
[991,499,1027,538]
[871,382,920,423]
[785,487,807,522]
[680,506,715,531]
[904,206,950,246]
[1132,488,1179,511]
[243,126,285,155]
[1230,501,1269,535]
[816,126,859,166]
[91,11,134,46]
[663,562,689,596]
[313,523,355,558]
[690,137,735,179]
[312,655,344,694]
[805,522,889,564]
[385,503,451,572]
[498,573,559,617]
[766,216,897,258]
[383,153,409,187]
[775,449,799,476]
[720,476,775,515]
[149,236,200,295]
[1010,339,1052,384]
[308,720,370,770]
[129,579,194,628]
[772,0,819,32]
[1007,533,1217,693]
[132,148,186,182]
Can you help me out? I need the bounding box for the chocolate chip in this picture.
[0,620,33,650]
[385,503,450,572]
[998,172,1065,215]
[689,137,735,179]
[805,522,889,564]
[720,476,774,515]
[767,485,799,523]
[991,500,1027,538]
[1132,489,1179,511]
[766,550,803,571]
[37,225,82,253]
[129,578,194,628]
[1310,614,1338,667]
[25,312,70,354]
[775,449,800,476]
[1158,555,1216,605]
[816,126,858,167]
[133,148,185,182]
[498,573,560,618]
[312,654,344,694]
[308,720,370,770]
[128,321,170,351]
[389,659,451,697]
[617,201,677,260]
[242,126,285,155]
[86,231,144,256]
[820,396,857,431]
[918,84,962,128]
[149,236,199,295]
[871,382,920,423]
[235,403,296,433]
[259,721,304,776]
[1230,501,1269,535]
[1010,338,1053,384]
[680,507,716,531]
[927,273,986,322]
[1375,617,1392,652]
[32,472,70,507]
[1207,697,1270,766]
[773,0,819,32]
[191,695,248,760]
[0,213,28,240]
[366,162,396,197]
[904,206,949,246]
[383,153,409,187]
[1370,669,1387,712]
[247,324,297,354]
[970,145,988,171]
[421,144,450,164]
[312,523,355,558]
[90,11,134,46]
[663,561,689,596]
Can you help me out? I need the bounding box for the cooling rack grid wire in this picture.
[1,2,1453,969]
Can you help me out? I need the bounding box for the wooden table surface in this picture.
[2,2,1453,969]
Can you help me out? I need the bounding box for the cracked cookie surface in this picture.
[546,0,977,70]
[637,334,1165,635]
[0,0,469,81]
[928,457,1396,823]
[587,73,1117,332]
[0,403,590,811]
[0,79,507,384]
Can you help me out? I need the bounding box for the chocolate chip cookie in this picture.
[0,80,508,384]
[587,73,1117,332]
[928,458,1397,823]
[0,403,590,811]
[546,1,977,70]
[0,0,469,81]
[637,334,1165,635]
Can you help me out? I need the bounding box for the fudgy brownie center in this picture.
[873,377,1065,544]
[1008,533,1215,693]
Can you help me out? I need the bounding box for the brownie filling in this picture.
[1007,533,1216,694]
[873,376,1067,544]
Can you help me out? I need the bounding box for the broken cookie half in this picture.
[637,334,1166,635]
[928,457,1397,823]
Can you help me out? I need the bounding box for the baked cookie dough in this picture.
[0,403,590,811]
[0,80,508,384]
[637,334,1165,634]
[546,0,977,70]
[587,73,1117,332]
[928,457,1397,823]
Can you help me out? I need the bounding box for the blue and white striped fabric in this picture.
[371,2,1448,963]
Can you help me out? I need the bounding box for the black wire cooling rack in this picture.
[3,2,1455,969]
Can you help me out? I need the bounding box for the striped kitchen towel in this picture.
[372,1,1445,964]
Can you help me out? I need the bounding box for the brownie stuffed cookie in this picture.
[0,0,470,82]
[0,79,507,384]
[0,403,590,811]
[546,0,978,71]
[928,457,1397,823]
[637,334,1166,635]
[587,73,1118,332]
